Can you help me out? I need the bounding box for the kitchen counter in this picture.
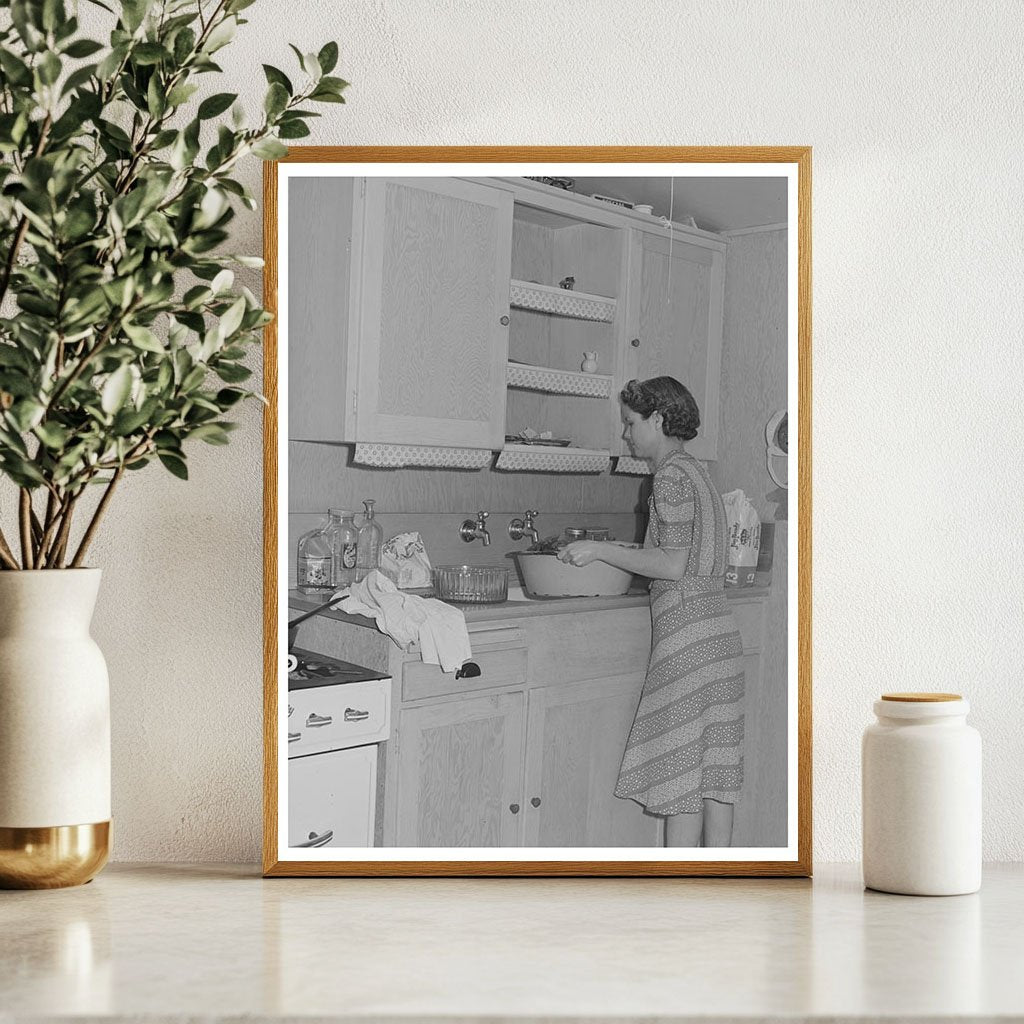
[289,583,769,624]
[2,862,1021,1020]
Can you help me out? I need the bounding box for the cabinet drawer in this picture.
[402,647,527,702]
[729,600,765,653]
[287,678,391,758]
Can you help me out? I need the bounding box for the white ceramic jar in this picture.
[862,692,981,895]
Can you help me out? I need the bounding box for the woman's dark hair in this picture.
[619,377,700,441]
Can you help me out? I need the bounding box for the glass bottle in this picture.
[356,499,383,581]
[296,516,334,594]
[330,509,359,589]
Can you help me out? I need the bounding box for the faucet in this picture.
[459,510,491,546]
[508,509,539,544]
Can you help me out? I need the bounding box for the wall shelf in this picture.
[496,444,610,474]
[509,280,616,323]
[506,361,613,398]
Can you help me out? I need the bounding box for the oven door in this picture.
[288,745,377,848]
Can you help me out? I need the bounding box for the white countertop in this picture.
[3,862,1021,1020]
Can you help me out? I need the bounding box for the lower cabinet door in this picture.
[288,745,377,848]
[394,692,525,847]
[523,677,662,848]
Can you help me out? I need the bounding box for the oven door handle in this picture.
[295,829,334,848]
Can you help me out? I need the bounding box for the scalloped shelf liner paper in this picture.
[505,362,613,398]
[496,445,610,473]
[353,443,492,469]
[509,280,616,323]
[613,456,651,475]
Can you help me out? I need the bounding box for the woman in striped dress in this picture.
[557,377,745,847]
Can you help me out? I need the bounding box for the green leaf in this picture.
[123,322,164,353]
[250,137,287,160]
[198,91,237,119]
[9,399,46,432]
[210,268,234,294]
[0,49,33,86]
[214,362,251,384]
[147,75,167,118]
[63,38,104,58]
[34,421,70,449]
[158,452,188,479]
[262,64,292,94]
[318,76,349,93]
[101,365,133,414]
[121,0,152,33]
[317,41,339,75]
[277,120,310,140]
[203,15,236,53]
[60,63,98,96]
[189,423,230,445]
[38,51,62,86]
[166,82,199,107]
[264,81,288,117]
[217,295,246,339]
[309,88,346,104]
[132,42,169,66]
[173,26,196,65]
[226,0,257,11]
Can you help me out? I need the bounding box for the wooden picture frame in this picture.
[263,147,811,877]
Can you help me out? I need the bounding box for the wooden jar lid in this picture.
[881,692,962,702]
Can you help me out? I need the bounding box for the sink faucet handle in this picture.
[477,510,489,524]
[524,509,538,523]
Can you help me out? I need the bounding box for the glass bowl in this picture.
[433,565,509,603]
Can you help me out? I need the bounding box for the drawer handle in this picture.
[531,796,541,808]
[288,731,301,743]
[344,707,370,722]
[509,803,520,814]
[454,661,480,680]
[306,713,332,727]
[295,829,334,848]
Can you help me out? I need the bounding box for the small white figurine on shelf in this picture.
[581,352,598,373]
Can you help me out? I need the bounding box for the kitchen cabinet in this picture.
[523,675,661,847]
[621,227,726,461]
[392,691,525,847]
[352,178,514,447]
[292,591,774,850]
[288,176,727,462]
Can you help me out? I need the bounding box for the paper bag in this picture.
[380,532,433,589]
[722,489,761,587]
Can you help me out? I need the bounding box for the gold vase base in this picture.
[0,821,111,889]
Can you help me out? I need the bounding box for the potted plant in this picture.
[0,0,345,887]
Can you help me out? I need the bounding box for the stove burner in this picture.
[288,658,371,682]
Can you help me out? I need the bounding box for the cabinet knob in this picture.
[530,796,541,808]
[509,803,520,814]
[630,337,640,347]
[500,314,510,326]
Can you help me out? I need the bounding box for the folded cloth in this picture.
[336,571,472,674]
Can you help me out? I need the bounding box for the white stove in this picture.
[286,649,391,850]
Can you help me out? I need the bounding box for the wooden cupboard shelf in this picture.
[506,361,614,398]
[496,444,610,473]
[509,280,616,323]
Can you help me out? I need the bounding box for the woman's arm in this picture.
[557,540,690,581]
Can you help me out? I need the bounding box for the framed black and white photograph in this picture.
[262,147,811,877]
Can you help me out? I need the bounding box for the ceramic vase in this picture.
[0,569,111,888]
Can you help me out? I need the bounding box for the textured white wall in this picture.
[63,1,1024,862]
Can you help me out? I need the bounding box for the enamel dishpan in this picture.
[513,549,635,598]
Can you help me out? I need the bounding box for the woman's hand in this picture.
[557,540,601,567]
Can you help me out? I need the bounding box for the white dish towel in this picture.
[335,571,472,674]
